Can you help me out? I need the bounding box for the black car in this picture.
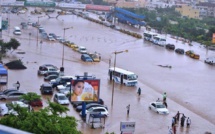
[0,89,18,96]
[51,76,75,88]
[72,98,104,108]
[166,44,175,50]
[40,83,53,95]
[175,48,185,54]
[76,103,108,112]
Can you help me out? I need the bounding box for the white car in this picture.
[53,93,69,105]
[205,57,215,65]
[18,10,26,14]
[0,101,32,116]
[78,46,87,54]
[80,107,109,117]
[56,82,71,91]
[149,102,169,115]
[48,35,56,41]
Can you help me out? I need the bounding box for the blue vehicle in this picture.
[81,54,93,62]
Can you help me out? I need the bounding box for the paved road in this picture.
[1,8,215,134]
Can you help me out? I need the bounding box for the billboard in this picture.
[70,79,100,102]
[212,33,215,44]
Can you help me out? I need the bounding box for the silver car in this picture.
[0,91,26,101]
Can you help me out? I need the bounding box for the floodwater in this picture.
[1,8,215,134]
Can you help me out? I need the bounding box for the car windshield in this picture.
[58,95,67,100]
[88,107,94,112]
[157,104,165,108]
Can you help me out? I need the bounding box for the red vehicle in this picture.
[21,99,43,107]
[29,99,43,107]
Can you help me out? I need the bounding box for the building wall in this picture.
[175,4,200,19]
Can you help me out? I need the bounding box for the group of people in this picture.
[169,111,191,134]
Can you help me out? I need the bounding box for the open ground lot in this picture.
[1,8,215,134]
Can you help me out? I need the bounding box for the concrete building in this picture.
[175,4,200,19]
[196,2,215,18]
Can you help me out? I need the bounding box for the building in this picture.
[175,4,200,19]
[196,2,215,18]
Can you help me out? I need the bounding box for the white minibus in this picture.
[108,67,138,86]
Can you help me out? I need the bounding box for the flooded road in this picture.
[1,9,215,134]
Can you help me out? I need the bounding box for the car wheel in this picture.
[157,111,159,114]
[149,107,151,110]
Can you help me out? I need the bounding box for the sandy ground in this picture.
[0,8,215,134]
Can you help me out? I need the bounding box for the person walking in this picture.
[137,87,141,96]
[126,104,130,116]
[163,92,167,102]
[16,81,20,90]
[172,117,175,127]
[163,101,168,108]
[172,124,176,134]
[186,117,191,127]
[175,111,180,122]
[181,114,186,127]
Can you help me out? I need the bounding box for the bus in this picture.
[108,67,138,86]
[152,35,166,46]
[143,31,158,42]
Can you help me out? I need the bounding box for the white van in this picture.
[13,26,21,35]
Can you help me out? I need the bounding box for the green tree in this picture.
[0,38,20,61]
[20,92,41,104]
[0,101,81,134]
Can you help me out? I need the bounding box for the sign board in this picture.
[57,3,86,9]
[70,79,100,102]
[120,122,136,133]
[212,33,215,44]
[24,1,56,7]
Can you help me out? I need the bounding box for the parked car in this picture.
[205,57,215,65]
[37,64,58,76]
[32,22,40,28]
[0,101,32,116]
[72,45,79,51]
[44,74,59,81]
[58,86,70,95]
[0,89,17,96]
[81,54,93,62]
[0,91,26,101]
[186,50,200,59]
[72,98,104,108]
[76,103,108,112]
[78,46,87,54]
[53,93,69,105]
[80,107,109,117]
[47,35,56,41]
[50,76,76,88]
[18,10,26,14]
[40,83,53,95]
[56,82,70,91]
[175,48,184,54]
[20,98,43,107]
[44,71,59,77]
[149,102,169,115]
[165,44,175,50]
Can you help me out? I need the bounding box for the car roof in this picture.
[56,93,65,96]
[91,106,106,110]
[61,76,76,79]
[42,83,52,87]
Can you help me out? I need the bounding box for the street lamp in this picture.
[111,50,128,106]
[62,26,73,67]
[37,16,45,46]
